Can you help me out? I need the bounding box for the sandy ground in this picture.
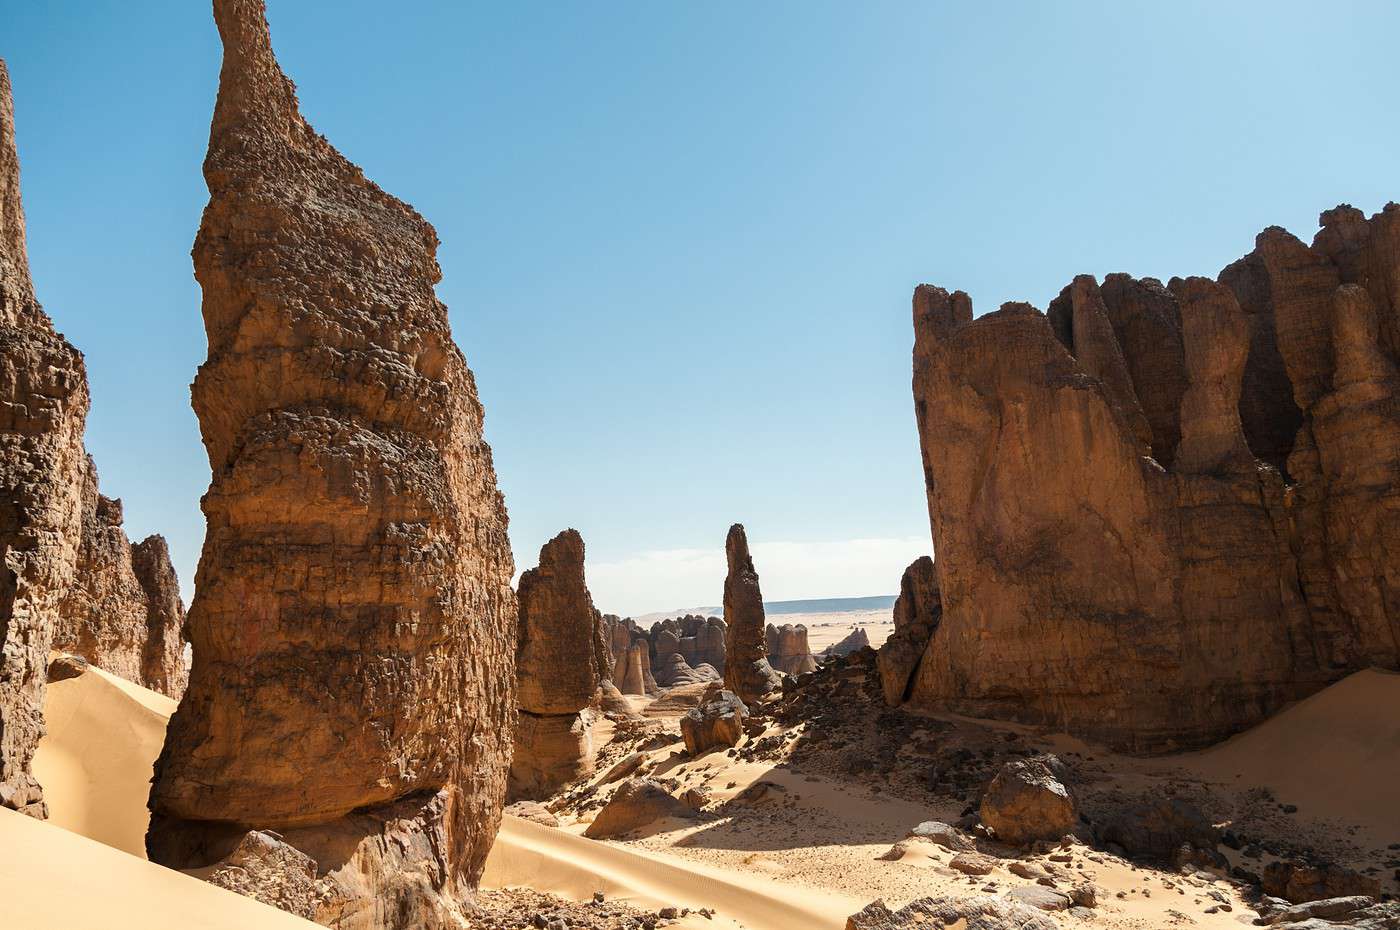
[789,608,894,652]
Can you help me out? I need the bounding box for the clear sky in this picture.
[3,1,1397,616]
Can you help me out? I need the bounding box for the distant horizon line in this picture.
[626,592,898,622]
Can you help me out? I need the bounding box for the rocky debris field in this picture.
[470,889,710,930]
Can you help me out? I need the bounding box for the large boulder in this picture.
[1263,861,1382,905]
[0,59,92,820]
[722,525,782,703]
[1095,798,1217,864]
[846,895,1056,930]
[583,778,690,839]
[680,685,748,755]
[145,3,516,925]
[978,754,1077,846]
[906,200,1400,751]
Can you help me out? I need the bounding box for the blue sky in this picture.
[4,1,1397,615]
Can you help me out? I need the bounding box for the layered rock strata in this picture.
[908,202,1400,752]
[722,524,782,703]
[0,59,91,818]
[510,529,611,800]
[146,3,516,925]
[53,456,187,698]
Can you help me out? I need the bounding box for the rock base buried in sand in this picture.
[680,684,747,756]
[1095,797,1218,864]
[846,894,1057,930]
[583,778,690,839]
[205,831,318,921]
[978,754,1078,846]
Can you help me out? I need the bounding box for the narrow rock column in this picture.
[721,524,781,703]
[0,59,91,819]
[146,2,516,924]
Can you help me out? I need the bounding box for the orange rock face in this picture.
[908,203,1400,752]
[765,623,817,676]
[0,59,91,818]
[510,529,610,800]
[146,2,516,925]
[53,457,187,698]
[722,524,781,703]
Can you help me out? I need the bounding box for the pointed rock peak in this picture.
[539,528,585,567]
[0,57,36,321]
[726,524,754,575]
[210,0,299,133]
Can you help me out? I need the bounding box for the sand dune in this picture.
[33,662,175,857]
[0,806,318,930]
[485,814,861,930]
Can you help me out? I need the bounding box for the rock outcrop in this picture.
[722,524,781,703]
[0,59,91,819]
[510,529,611,801]
[146,4,516,926]
[53,456,187,698]
[582,778,690,839]
[875,556,939,706]
[765,622,817,676]
[653,651,720,689]
[679,684,747,756]
[822,626,870,658]
[906,201,1400,752]
[978,754,1077,846]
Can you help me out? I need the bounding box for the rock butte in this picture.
[509,529,611,801]
[722,524,782,704]
[53,456,187,699]
[765,622,817,676]
[146,1,516,926]
[908,202,1400,752]
[0,57,91,819]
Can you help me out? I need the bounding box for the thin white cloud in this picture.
[585,535,931,617]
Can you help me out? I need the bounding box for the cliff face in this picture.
[146,2,516,925]
[722,524,782,703]
[53,456,187,698]
[908,203,1400,753]
[510,529,609,800]
[0,59,91,819]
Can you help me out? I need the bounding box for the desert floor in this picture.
[11,658,1399,930]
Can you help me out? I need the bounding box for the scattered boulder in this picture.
[846,894,1056,930]
[597,751,648,785]
[978,754,1077,846]
[680,685,747,756]
[597,680,636,717]
[722,524,783,703]
[907,820,974,852]
[644,681,713,717]
[503,801,559,828]
[204,831,318,921]
[1095,798,1218,864]
[1263,860,1381,905]
[1005,885,1072,912]
[950,851,998,875]
[145,3,516,923]
[583,778,690,839]
[46,654,90,683]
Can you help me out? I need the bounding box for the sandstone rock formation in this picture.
[510,529,611,800]
[822,626,870,658]
[653,651,719,689]
[906,201,1400,752]
[722,524,781,703]
[0,59,91,819]
[582,778,690,839]
[765,622,817,676]
[53,456,187,698]
[845,894,1057,930]
[1095,798,1218,864]
[977,754,1077,846]
[679,684,747,756]
[875,556,939,706]
[146,4,516,926]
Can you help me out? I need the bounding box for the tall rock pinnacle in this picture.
[146,2,517,925]
[722,524,781,703]
[0,58,92,819]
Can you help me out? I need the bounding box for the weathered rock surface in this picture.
[978,754,1077,846]
[53,457,187,697]
[765,622,817,676]
[722,525,781,703]
[1263,861,1382,905]
[510,529,610,801]
[146,4,516,926]
[0,59,91,820]
[823,626,870,658]
[906,201,1400,752]
[653,651,719,689]
[1095,797,1217,864]
[205,831,318,921]
[679,684,747,755]
[845,894,1057,930]
[582,778,690,839]
[876,556,940,706]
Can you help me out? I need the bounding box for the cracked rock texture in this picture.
[722,524,782,703]
[510,529,611,801]
[0,59,91,819]
[145,3,516,926]
[908,202,1400,752]
[53,456,187,698]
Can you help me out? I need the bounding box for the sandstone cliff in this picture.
[0,58,90,819]
[53,456,187,698]
[908,202,1400,752]
[146,3,516,926]
[722,524,781,703]
[510,529,610,800]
